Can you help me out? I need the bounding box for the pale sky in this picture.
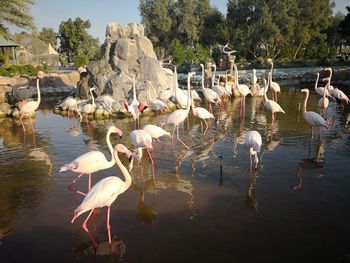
[11,0,350,43]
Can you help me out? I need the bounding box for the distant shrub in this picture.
[0,64,52,77]
[73,55,87,68]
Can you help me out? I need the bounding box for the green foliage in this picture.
[73,55,87,68]
[169,39,186,65]
[39,27,57,48]
[0,64,52,77]
[58,17,100,63]
[0,53,8,66]
[338,6,350,46]
[0,0,36,37]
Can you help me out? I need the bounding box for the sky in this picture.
[12,0,350,43]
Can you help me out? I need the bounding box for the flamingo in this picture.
[267,59,281,101]
[233,63,250,114]
[81,88,96,126]
[199,63,221,113]
[124,77,147,128]
[129,129,154,171]
[59,96,78,118]
[190,88,214,134]
[166,72,196,150]
[18,71,44,132]
[71,143,133,248]
[263,78,285,125]
[144,80,168,113]
[142,124,171,157]
[301,89,328,138]
[59,126,123,196]
[212,64,230,98]
[319,78,330,118]
[244,130,262,172]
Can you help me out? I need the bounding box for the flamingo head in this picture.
[37,71,45,79]
[109,126,123,138]
[114,144,133,160]
[200,63,204,68]
[138,102,147,113]
[301,88,309,94]
[266,58,273,64]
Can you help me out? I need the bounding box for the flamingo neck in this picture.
[186,74,191,113]
[106,129,116,166]
[212,66,216,86]
[113,150,131,194]
[234,64,239,86]
[36,78,41,104]
[133,80,137,102]
[314,74,319,92]
[303,91,309,113]
[323,80,329,99]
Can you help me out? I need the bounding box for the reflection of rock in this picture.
[76,236,126,257]
[77,23,171,105]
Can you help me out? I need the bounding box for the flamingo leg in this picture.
[19,115,26,132]
[106,206,112,245]
[176,125,190,150]
[82,209,98,248]
[249,153,252,175]
[171,126,176,149]
[67,173,87,196]
[203,119,209,134]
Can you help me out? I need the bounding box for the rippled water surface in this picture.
[1,86,350,263]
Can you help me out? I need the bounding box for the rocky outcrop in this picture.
[77,23,172,104]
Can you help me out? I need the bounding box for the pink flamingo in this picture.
[165,72,196,150]
[124,76,147,128]
[59,126,123,196]
[129,129,154,172]
[71,143,133,248]
[18,71,44,132]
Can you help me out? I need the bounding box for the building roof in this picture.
[0,35,19,47]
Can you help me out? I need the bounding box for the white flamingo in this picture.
[267,60,281,101]
[143,124,171,157]
[144,80,168,113]
[81,87,97,126]
[244,130,262,172]
[263,78,285,125]
[71,143,133,248]
[166,72,196,150]
[319,78,330,118]
[129,129,154,171]
[200,63,221,113]
[18,71,44,132]
[301,89,328,137]
[59,126,123,195]
[190,89,214,134]
[59,96,78,118]
[212,64,230,98]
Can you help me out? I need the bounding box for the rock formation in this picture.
[77,23,171,105]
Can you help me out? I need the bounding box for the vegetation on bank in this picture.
[0,64,53,77]
[1,0,350,74]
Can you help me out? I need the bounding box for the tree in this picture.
[0,0,35,37]
[39,27,57,48]
[175,0,199,46]
[200,8,228,48]
[338,6,350,46]
[139,0,175,58]
[58,17,100,63]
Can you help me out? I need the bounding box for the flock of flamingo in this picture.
[15,47,350,249]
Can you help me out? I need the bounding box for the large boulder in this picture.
[77,22,170,104]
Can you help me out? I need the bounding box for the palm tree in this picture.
[0,0,36,37]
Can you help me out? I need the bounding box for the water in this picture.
[1,87,350,263]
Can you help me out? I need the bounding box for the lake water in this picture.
[1,86,350,263]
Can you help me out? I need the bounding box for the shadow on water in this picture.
[1,86,350,262]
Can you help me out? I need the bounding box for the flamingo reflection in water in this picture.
[71,144,133,248]
[292,140,325,190]
[245,170,259,211]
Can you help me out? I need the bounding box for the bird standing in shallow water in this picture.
[71,144,133,248]
[301,89,328,139]
[18,71,44,132]
[244,130,262,173]
[59,126,123,196]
